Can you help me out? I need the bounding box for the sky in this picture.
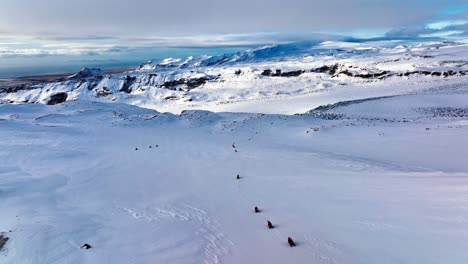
[0,0,467,77]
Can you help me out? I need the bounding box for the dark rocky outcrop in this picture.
[46,92,68,105]
[162,76,217,90]
[0,234,9,251]
[120,75,137,93]
[312,64,340,75]
[261,69,272,76]
[164,95,179,100]
[261,69,305,77]
[96,86,112,97]
[0,84,32,93]
[281,70,305,77]
[416,107,468,118]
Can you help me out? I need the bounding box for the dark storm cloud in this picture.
[0,0,466,37]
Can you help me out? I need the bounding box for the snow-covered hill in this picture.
[1,40,467,114]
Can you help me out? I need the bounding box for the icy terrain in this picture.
[1,40,468,263]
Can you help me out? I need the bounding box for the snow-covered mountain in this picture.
[1,40,467,114]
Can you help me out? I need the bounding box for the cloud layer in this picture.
[0,1,466,60]
[0,0,466,37]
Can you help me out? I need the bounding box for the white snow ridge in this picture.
[1,40,468,264]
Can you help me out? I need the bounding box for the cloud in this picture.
[385,22,468,39]
[0,0,465,38]
[0,32,344,58]
[0,0,467,59]
[426,20,467,30]
[0,41,130,58]
[384,3,468,40]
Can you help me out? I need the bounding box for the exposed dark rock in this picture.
[46,92,68,105]
[120,75,137,93]
[0,234,9,251]
[187,77,211,88]
[261,69,272,76]
[312,64,339,75]
[164,96,179,100]
[0,84,31,93]
[162,79,186,89]
[418,71,432,76]
[416,107,468,118]
[354,71,389,79]
[281,70,304,77]
[309,65,468,80]
[261,69,304,77]
[162,76,216,90]
[272,69,282,77]
[96,86,112,97]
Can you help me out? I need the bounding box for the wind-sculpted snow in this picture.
[1,40,467,115]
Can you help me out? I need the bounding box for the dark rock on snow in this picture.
[46,92,68,105]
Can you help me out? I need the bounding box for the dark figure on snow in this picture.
[81,243,92,249]
[288,237,296,247]
[267,221,274,229]
[236,174,241,180]
[255,206,260,213]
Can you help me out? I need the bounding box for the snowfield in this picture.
[1,40,468,264]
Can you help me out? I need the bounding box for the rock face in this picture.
[47,93,68,105]
[120,75,137,93]
[162,76,217,90]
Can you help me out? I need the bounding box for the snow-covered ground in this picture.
[1,40,468,263]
